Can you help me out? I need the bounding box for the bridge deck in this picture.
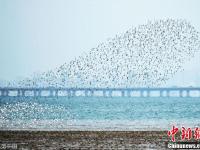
[0,87,200,98]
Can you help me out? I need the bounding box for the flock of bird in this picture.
[7,19,200,88]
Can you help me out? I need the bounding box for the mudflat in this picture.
[0,131,172,149]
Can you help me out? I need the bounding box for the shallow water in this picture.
[0,97,200,130]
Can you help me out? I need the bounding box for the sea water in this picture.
[0,97,200,131]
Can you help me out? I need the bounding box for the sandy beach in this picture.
[0,130,173,149]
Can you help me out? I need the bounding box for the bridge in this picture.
[0,87,200,98]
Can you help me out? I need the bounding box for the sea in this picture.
[0,97,200,131]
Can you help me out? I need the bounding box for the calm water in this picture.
[0,97,200,130]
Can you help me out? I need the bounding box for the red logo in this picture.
[168,126,200,142]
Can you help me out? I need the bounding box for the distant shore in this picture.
[0,130,171,149]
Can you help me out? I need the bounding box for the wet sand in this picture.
[0,131,172,149]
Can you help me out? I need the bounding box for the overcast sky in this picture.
[0,0,200,86]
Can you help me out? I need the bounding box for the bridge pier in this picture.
[84,90,94,97]
[1,90,9,97]
[121,91,125,97]
[141,90,144,97]
[180,90,183,97]
[141,90,148,97]
[178,90,190,97]
[72,90,76,97]
[186,90,190,97]
[160,90,166,97]
[55,90,58,97]
[5,90,9,96]
[102,90,112,97]
[49,90,54,97]
[127,91,131,97]
[17,90,21,97]
[67,90,71,97]
[146,90,150,97]
[34,90,37,97]
[107,90,111,97]
[21,90,25,97]
[166,90,170,97]
[38,90,41,97]
[33,90,41,97]
[103,90,106,97]
[91,90,94,96]
[85,90,88,97]
[160,91,163,97]
[66,90,76,97]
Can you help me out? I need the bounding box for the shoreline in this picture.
[0,130,170,149]
[1,119,200,131]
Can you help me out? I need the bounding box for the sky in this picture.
[0,0,200,86]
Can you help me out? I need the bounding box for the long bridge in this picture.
[0,87,200,98]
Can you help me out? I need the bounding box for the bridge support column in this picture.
[127,91,131,97]
[5,90,8,96]
[55,90,58,97]
[34,90,37,97]
[85,90,93,97]
[146,91,150,97]
[67,90,71,97]
[71,90,76,97]
[108,90,112,97]
[33,90,41,97]
[141,91,145,97]
[1,90,4,96]
[38,90,41,97]
[3,90,9,97]
[166,91,170,97]
[21,90,25,97]
[17,90,21,97]
[160,90,163,97]
[199,90,200,97]
[121,91,125,97]
[186,90,190,97]
[1,90,4,97]
[90,90,94,97]
[180,90,183,97]
[85,90,88,97]
[49,90,54,97]
[103,90,106,97]
[160,90,166,97]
